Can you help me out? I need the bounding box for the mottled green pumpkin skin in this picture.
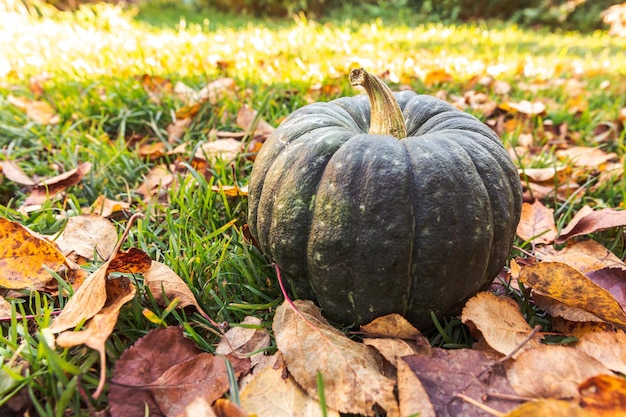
[247,90,522,330]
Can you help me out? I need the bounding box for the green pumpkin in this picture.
[247,68,522,329]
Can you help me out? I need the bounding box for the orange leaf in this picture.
[556,206,626,243]
[23,162,92,206]
[580,374,626,416]
[0,217,69,290]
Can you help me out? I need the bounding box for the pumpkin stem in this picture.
[349,67,407,139]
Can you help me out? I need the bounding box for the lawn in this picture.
[1,1,625,415]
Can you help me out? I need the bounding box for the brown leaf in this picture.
[175,78,236,105]
[574,329,626,374]
[516,200,558,244]
[360,313,421,339]
[0,217,69,290]
[109,326,203,417]
[212,399,248,417]
[402,348,518,417]
[396,358,435,417]
[53,214,118,262]
[273,300,399,416]
[579,374,626,416]
[107,248,152,274]
[178,397,217,417]
[151,353,249,417]
[216,316,270,367]
[138,141,168,160]
[86,195,131,218]
[506,345,610,399]
[23,162,92,206]
[239,365,340,417]
[136,164,176,200]
[236,105,275,137]
[56,277,136,398]
[0,160,35,185]
[166,117,192,143]
[556,206,626,243]
[143,261,207,316]
[0,296,13,317]
[520,262,626,327]
[363,338,429,368]
[8,94,59,124]
[538,239,626,273]
[462,292,542,357]
[195,139,242,162]
[556,146,617,168]
[533,293,604,323]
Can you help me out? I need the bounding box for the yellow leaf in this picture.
[580,374,626,416]
[520,262,626,327]
[504,399,594,417]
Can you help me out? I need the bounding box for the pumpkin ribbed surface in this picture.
[248,90,522,329]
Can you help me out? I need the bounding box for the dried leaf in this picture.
[506,345,610,399]
[0,297,13,317]
[236,105,275,136]
[239,365,340,417]
[504,399,593,417]
[195,139,242,162]
[211,183,249,197]
[109,326,201,417]
[273,300,399,416]
[0,160,35,185]
[579,374,626,416]
[520,262,626,327]
[86,195,131,218]
[360,313,421,339]
[533,293,604,323]
[53,214,118,262]
[56,277,136,398]
[556,146,617,168]
[107,248,152,274]
[424,69,453,86]
[462,292,542,357]
[179,397,217,417]
[175,78,236,105]
[574,329,626,374]
[397,358,435,417]
[216,316,270,367]
[0,217,68,290]
[402,349,518,417]
[556,206,626,243]
[136,164,175,200]
[151,353,249,417]
[212,399,248,417]
[363,338,429,368]
[500,100,546,115]
[538,240,626,273]
[23,162,92,206]
[516,200,558,244]
[144,261,207,316]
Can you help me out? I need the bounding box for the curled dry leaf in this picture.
[23,162,92,207]
[363,338,429,368]
[556,146,617,168]
[0,160,35,185]
[461,292,541,358]
[360,313,421,339]
[516,200,558,244]
[538,239,626,273]
[53,214,118,262]
[239,365,340,417]
[533,293,604,323]
[0,217,69,291]
[216,316,270,368]
[56,277,136,398]
[506,345,611,399]
[556,205,626,243]
[273,300,399,417]
[520,261,626,327]
[143,261,207,318]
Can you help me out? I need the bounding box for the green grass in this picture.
[1,1,626,415]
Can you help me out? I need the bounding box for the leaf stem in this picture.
[349,67,407,139]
